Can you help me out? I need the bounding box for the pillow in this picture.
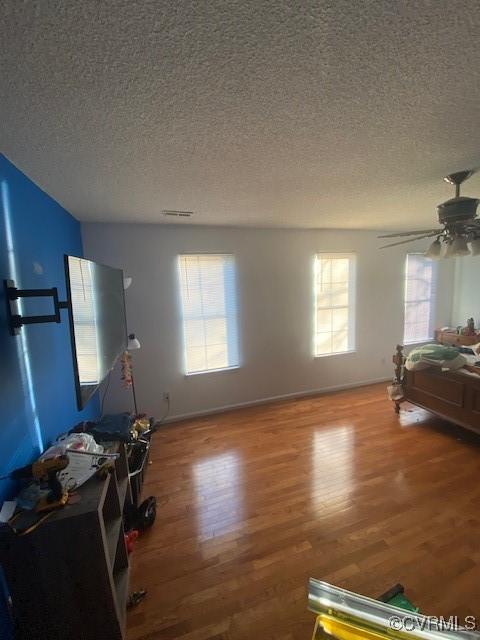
[405,343,467,371]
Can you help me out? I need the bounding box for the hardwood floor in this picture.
[127,383,480,640]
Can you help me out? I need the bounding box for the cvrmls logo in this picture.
[389,614,478,632]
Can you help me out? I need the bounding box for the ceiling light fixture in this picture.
[424,238,442,260]
[444,235,471,258]
[444,241,455,259]
[450,235,471,257]
[378,169,480,259]
[470,238,480,256]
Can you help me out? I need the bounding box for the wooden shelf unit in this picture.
[0,443,133,640]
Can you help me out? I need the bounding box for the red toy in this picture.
[125,529,139,554]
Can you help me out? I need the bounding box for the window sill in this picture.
[314,349,356,359]
[403,339,434,347]
[185,365,240,377]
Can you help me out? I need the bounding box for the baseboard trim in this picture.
[163,376,391,423]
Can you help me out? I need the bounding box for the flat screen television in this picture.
[64,255,127,410]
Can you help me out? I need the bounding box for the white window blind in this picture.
[178,254,239,374]
[69,256,99,384]
[404,253,437,344]
[314,254,356,357]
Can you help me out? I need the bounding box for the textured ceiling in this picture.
[1,1,480,230]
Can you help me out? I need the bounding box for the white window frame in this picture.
[69,256,100,384]
[178,253,240,376]
[403,253,437,345]
[313,253,356,358]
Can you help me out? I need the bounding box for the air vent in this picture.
[161,210,193,218]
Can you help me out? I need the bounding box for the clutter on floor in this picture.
[0,411,158,640]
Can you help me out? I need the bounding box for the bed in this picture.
[392,344,480,433]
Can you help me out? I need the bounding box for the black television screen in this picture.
[64,255,127,410]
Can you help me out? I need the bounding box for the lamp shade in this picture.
[470,238,480,256]
[449,235,471,257]
[444,241,455,258]
[123,277,132,290]
[128,333,141,350]
[424,238,442,260]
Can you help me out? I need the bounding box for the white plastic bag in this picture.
[40,433,104,460]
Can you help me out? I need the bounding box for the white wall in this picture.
[452,257,480,328]
[82,223,455,420]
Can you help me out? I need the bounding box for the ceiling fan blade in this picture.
[377,229,440,238]
[464,220,480,229]
[379,233,440,249]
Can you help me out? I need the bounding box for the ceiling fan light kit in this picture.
[424,238,442,259]
[378,169,480,258]
[446,236,471,258]
[470,238,480,256]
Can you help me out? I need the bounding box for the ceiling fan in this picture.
[378,170,480,258]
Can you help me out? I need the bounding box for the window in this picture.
[68,256,99,384]
[178,254,239,374]
[314,254,356,356]
[404,253,437,344]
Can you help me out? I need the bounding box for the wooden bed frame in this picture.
[392,344,480,433]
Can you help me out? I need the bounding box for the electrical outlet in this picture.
[163,391,170,402]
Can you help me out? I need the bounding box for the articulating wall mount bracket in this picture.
[4,279,69,336]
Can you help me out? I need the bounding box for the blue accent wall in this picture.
[0,154,100,635]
